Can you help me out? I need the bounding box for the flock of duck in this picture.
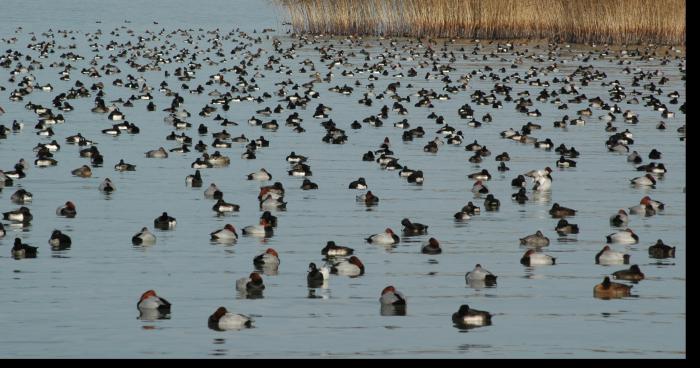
[0,23,684,332]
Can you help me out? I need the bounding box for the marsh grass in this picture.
[278,0,685,45]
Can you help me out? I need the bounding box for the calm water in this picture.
[0,0,685,358]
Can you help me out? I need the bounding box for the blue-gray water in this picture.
[0,0,685,358]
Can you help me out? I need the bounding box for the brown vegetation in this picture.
[278,0,685,45]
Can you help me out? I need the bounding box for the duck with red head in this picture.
[357,190,379,205]
[137,290,171,314]
[606,228,639,244]
[630,196,664,214]
[331,256,365,277]
[596,245,630,265]
[254,248,280,268]
[210,224,238,242]
[520,249,556,266]
[366,228,399,245]
[421,238,442,254]
[242,218,274,237]
[208,306,253,331]
[236,272,266,295]
[610,209,629,227]
[56,201,77,217]
[630,173,656,186]
[379,286,407,316]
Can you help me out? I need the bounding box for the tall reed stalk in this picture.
[277,0,685,45]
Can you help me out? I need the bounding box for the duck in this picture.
[421,238,442,254]
[549,203,576,218]
[630,174,656,186]
[401,218,428,235]
[606,229,639,244]
[556,156,577,168]
[114,159,136,171]
[236,272,266,294]
[595,245,630,264]
[288,163,312,176]
[648,149,662,160]
[253,248,280,268]
[627,151,643,164]
[208,306,253,330]
[242,218,274,237]
[10,189,33,203]
[48,230,71,249]
[321,241,354,257]
[307,262,329,287]
[153,212,176,230]
[99,178,115,193]
[555,219,579,235]
[610,209,629,227]
[497,162,510,172]
[330,256,365,277]
[520,249,556,266]
[362,151,375,161]
[511,175,527,187]
[56,201,77,217]
[593,277,632,299]
[260,194,287,210]
[204,183,222,199]
[519,230,550,247]
[210,224,238,242]
[357,190,379,205]
[132,227,156,245]
[286,151,308,163]
[407,170,424,184]
[379,286,406,306]
[630,196,665,213]
[648,239,675,258]
[247,168,272,181]
[511,188,528,203]
[137,290,171,314]
[3,206,32,223]
[348,177,368,189]
[213,198,240,213]
[612,265,645,281]
[0,223,5,238]
[452,305,492,327]
[366,228,400,245]
[300,178,319,190]
[71,165,92,177]
[495,152,510,161]
[471,180,489,194]
[145,147,168,158]
[525,167,552,179]
[12,238,38,258]
[532,174,552,191]
[186,170,203,187]
[484,194,500,210]
[465,264,498,285]
[260,211,278,228]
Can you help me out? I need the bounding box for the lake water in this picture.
[0,0,685,358]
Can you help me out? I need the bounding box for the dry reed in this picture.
[277,0,685,45]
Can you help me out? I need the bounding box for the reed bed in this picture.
[277,0,685,45]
